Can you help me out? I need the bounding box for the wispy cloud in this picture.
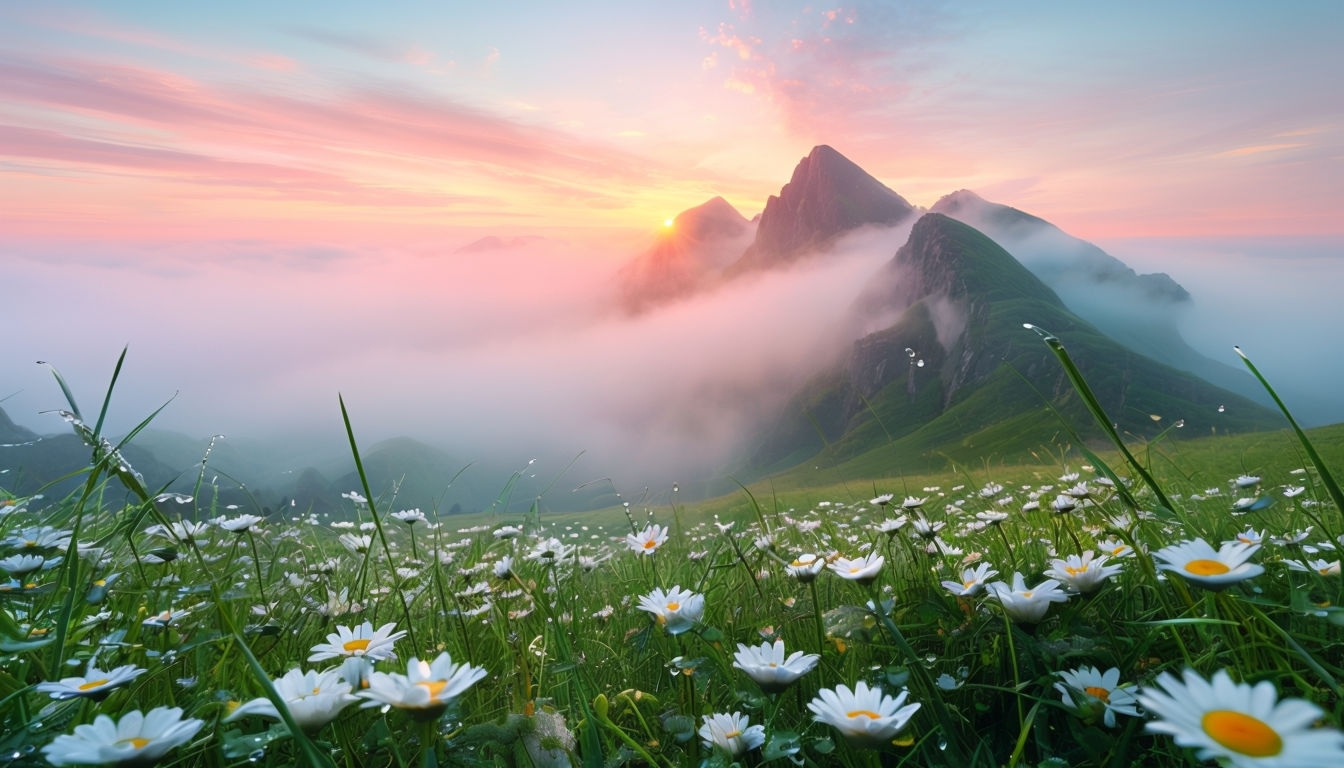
[0,50,723,237]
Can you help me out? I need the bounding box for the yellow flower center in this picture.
[77,679,109,691]
[847,710,882,720]
[963,580,976,589]
[1065,565,1087,576]
[343,638,372,652]
[1083,686,1111,703]
[117,737,151,750]
[417,680,448,699]
[1201,710,1282,757]
[666,602,680,612]
[1184,559,1231,576]
[1021,591,1034,598]
[724,729,742,739]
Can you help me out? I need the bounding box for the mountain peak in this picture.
[729,146,914,273]
[615,196,756,313]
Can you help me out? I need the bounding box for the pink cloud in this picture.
[0,50,748,238]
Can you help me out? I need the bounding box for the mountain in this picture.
[927,190,1272,408]
[615,196,754,313]
[744,214,1280,476]
[727,145,916,274]
[1,406,40,446]
[0,408,180,499]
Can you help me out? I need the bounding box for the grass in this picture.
[1,345,1342,768]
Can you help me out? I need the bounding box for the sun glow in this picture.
[663,217,674,227]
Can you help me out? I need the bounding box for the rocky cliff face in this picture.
[729,145,915,273]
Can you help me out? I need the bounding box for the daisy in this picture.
[985,573,1070,623]
[526,536,574,563]
[732,639,819,693]
[390,509,427,525]
[829,552,884,585]
[625,523,668,555]
[941,562,999,597]
[785,553,826,582]
[35,664,146,701]
[1153,538,1264,591]
[1232,528,1266,546]
[42,706,204,767]
[308,621,407,662]
[1054,666,1140,728]
[910,519,945,540]
[338,533,372,554]
[1284,558,1341,577]
[1096,537,1136,559]
[808,680,921,748]
[225,668,358,732]
[217,514,265,533]
[875,517,909,536]
[1045,551,1123,594]
[1139,668,1344,767]
[698,712,765,757]
[358,652,488,720]
[635,585,704,635]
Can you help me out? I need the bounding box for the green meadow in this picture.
[2,346,1342,768]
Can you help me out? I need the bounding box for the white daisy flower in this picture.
[308,621,407,662]
[35,664,146,701]
[1054,665,1140,728]
[225,668,358,732]
[985,573,1069,623]
[1045,551,1123,594]
[941,562,999,597]
[625,523,668,555]
[635,585,703,635]
[732,639,819,693]
[1152,538,1264,591]
[698,711,765,756]
[357,652,487,720]
[42,706,204,766]
[829,552,884,585]
[808,680,921,747]
[1139,668,1344,767]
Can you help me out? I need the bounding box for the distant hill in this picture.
[743,214,1280,477]
[454,235,547,254]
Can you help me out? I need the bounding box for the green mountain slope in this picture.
[745,214,1280,479]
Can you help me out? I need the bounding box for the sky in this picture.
[3,1,1343,491]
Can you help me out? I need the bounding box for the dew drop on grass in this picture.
[248,749,266,762]
[916,359,925,367]
[905,347,916,358]
[938,735,948,751]
[1218,404,1225,413]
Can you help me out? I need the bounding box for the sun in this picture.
[663,217,674,228]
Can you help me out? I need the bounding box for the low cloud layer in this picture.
[4,224,914,492]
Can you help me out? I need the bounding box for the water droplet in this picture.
[938,735,949,751]
[27,721,44,732]
[916,359,925,368]
[1175,419,1185,428]
[1218,404,1225,413]
[905,347,916,358]
[248,749,266,762]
